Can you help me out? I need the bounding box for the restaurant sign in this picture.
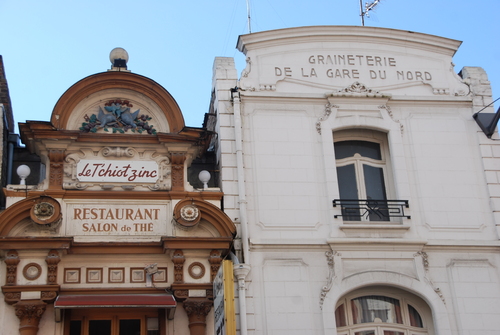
[76,159,159,183]
[67,202,169,236]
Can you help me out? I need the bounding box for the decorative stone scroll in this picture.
[45,250,60,285]
[5,250,20,286]
[49,150,65,189]
[172,250,185,284]
[208,250,222,282]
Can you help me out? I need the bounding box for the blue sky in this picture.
[1,0,499,130]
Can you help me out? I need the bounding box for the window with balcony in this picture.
[333,130,409,222]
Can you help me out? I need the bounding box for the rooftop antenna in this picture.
[360,0,381,26]
[246,0,252,33]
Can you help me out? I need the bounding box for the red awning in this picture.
[54,294,176,309]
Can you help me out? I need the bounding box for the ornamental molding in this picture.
[320,250,340,309]
[316,103,339,134]
[330,81,389,98]
[414,251,445,304]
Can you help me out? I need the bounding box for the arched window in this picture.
[334,129,393,222]
[335,287,433,335]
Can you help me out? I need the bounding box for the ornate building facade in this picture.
[0,50,235,335]
[1,25,500,335]
[212,26,500,335]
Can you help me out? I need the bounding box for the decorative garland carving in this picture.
[320,251,336,309]
[316,103,338,134]
[339,81,378,94]
[45,250,61,285]
[5,250,20,286]
[379,104,404,134]
[172,250,185,284]
[330,81,389,98]
[208,250,222,282]
[414,251,445,304]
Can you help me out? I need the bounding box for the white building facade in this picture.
[212,26,500,335]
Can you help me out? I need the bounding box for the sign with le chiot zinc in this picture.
[67,202,169,236]
[76,159,159,183]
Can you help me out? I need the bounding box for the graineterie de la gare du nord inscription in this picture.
[274,54,433,81]
[69,204,168,235]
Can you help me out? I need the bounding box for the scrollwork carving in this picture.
[172,250,185,284]
[101,147,135,157]
[5,250,20,286]
[46,250,61,285]
[320,251,335,309]
[208,250,222,282]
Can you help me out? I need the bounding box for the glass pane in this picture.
[363,165,389,221]
[69,320,81,335]
[383,331,404,335]
[354,331,376,335]
[147,317,159,335]
[119,319,141,335]
[88,320,111,335]
[335,141,381,160]
[351,296,403,324]
[408,304,424,327]
[337,164,361,221]
[335,304,347,327]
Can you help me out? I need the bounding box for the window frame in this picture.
[64,308,162,335]
[334,287,433,335]
[333,129,396,223]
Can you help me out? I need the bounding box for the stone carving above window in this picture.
[80,99,157,134]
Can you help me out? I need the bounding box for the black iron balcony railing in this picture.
[333,199,410,221]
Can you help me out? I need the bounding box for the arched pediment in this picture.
[0,196,62,236]
[50,71,185,133]
[173,199,236,238]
